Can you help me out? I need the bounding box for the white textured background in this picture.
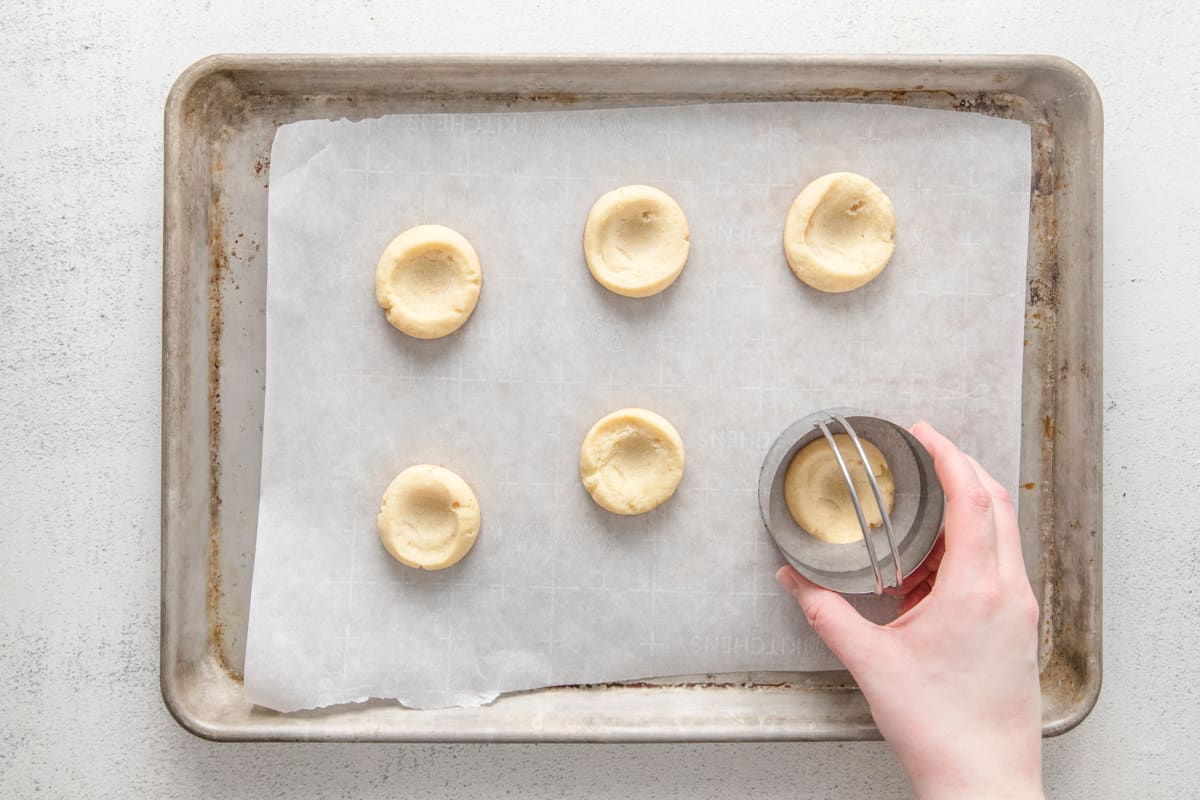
[1,1,1196,797]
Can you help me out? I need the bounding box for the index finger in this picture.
[910,421,999,571]
[964,453,1028,580]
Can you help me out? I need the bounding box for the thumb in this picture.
[776,566,878,669]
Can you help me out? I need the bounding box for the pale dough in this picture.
[579,408,685,515]
[376,464,481,570]
[783,172,896,293]
[374,224,482,339]
[583,185,690,298]
[784,434,895,544]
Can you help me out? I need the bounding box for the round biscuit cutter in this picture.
[759,409,944,595]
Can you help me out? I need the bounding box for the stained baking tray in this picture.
[162,54,1102,742]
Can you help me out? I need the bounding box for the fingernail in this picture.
[775,566,799,593]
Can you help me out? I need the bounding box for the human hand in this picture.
[776,421,1043,800]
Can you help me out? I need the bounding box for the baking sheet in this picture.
[243,101,1031,712]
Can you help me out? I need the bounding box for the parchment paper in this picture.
[244,101,1031,712]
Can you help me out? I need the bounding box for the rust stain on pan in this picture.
[1015,109,1077,711]
[503,92,583,106]
[805,88,1027,121]
[207,187,242,683]
[265,86,1029,126]
[1027,117,1061,314]
[527,666,868,699]
[537,678,853,694]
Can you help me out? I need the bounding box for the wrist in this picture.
[888,708,1043,800]
[907,765,1043,800]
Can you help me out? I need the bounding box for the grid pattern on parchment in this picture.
[244,101,1031,712]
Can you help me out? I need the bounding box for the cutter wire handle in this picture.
[815,420,884,595]
[815,418,901,595]
[834,415,904,591]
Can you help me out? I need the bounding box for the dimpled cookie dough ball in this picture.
[579,408,685,515]
[784,434,895,544]
[376,464,481,569]
[583,185,690,298]
[783,172,896,293]
[374,224,482,339]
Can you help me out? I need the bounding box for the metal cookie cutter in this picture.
[759,408,944,595]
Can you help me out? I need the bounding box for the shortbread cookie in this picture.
[583,185,690,298]
[783,172,895,293]
[784,434,894,544]
[375,225,482,339]
[377,464,481,569]
[579,408,685,515]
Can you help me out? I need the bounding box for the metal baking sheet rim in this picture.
[161,53,1103,742]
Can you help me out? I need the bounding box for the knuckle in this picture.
[1023,590,1042,626]
[971,582,1004,614]
[968,581,1041,627]
[965,484,994,512]
[802,597,835,637]
[802,598,825,630]
[992,485,1014,507]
